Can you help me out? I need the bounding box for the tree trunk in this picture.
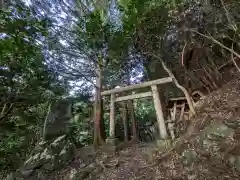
[93,59,105,147]
[126,69,138,142]
[0,0,7,9]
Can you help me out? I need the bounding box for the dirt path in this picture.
[96,143,156,180]
[50,75,240,180]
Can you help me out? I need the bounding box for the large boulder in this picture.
[20,135,76,178]
[197,121,235,155]
[43,99,72,141]
[179,120,240,173]
[4,99,76,180]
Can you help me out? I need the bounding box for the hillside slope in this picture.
[27,75,240,180]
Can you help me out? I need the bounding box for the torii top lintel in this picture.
[101,77,173,96]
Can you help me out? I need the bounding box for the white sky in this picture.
[23,0,32,6]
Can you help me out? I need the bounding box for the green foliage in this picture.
[0,4,65,170]
[1,0,240,174]
[135,99,155,121]
[70,100,93,147]
[135,99,158,141]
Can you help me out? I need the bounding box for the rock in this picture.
[77,146,96,163]
[100,138,118,153]
[234,157,240,172]
[68,168,78,180]
[16,99,75,179]
[69,167,94,180]
[37,171,45,180]
[228,156,240,172]
[92,165,103,175]
[21,170,34,178]
[23,153,45,170]
[223,119,240,129]
[54,141,76,169]
[181,149,198,166]
[73,170,90,180]
[68,162,104,180]
[42,160,55,171]
[43,99,72,141]
[202,139,220,153]
[5,173,14,180]
[199,121,235,154]
[21,135,75,177]
[204,122,234,139]
[5,171,23,180]
[105,138,118,146]
[35,140,48,152]
[156,139,172,152]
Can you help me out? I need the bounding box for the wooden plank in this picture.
[115,92,152,102]
[179,103,186,122]
[169,102,177,140]
[169,97,187,101]
[101,77,172,96]
[176,104,186,108]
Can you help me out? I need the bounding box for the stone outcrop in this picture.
[177,120,240,173]
[5,99,76,180]
[43,99,72,140]
[19,135,76,178]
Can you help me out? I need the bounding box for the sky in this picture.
[23,0,31,6]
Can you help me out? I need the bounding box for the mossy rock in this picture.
[228,156,240,172]
[69,163,103,180]
[156,139,172,152]
[203,122,234,140]
[181,149,198,166]
[198,121,235,154]
[21,135,76,178]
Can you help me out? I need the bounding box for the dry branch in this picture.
[149,53,196,115]
[0,103,14,122]
[190,30,240,73]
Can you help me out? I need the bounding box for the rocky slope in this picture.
[5,74,240,180]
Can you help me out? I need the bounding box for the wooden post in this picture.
[172,102,177,121]
[168,102,177,140]
[179,103,185,122]
[121,102,128,142]
[109,93,116,138]
[151,85,168,139]
[128,100,137,142]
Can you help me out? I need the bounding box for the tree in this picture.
[0,3,65,170]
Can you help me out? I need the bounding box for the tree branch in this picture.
[146,53,196,115]
[46,54,97,87]
[0,103,14,122]
[189,30,240,72]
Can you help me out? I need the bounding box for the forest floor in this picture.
[49,74,240,180]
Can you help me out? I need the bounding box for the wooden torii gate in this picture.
[101,77,173,141]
